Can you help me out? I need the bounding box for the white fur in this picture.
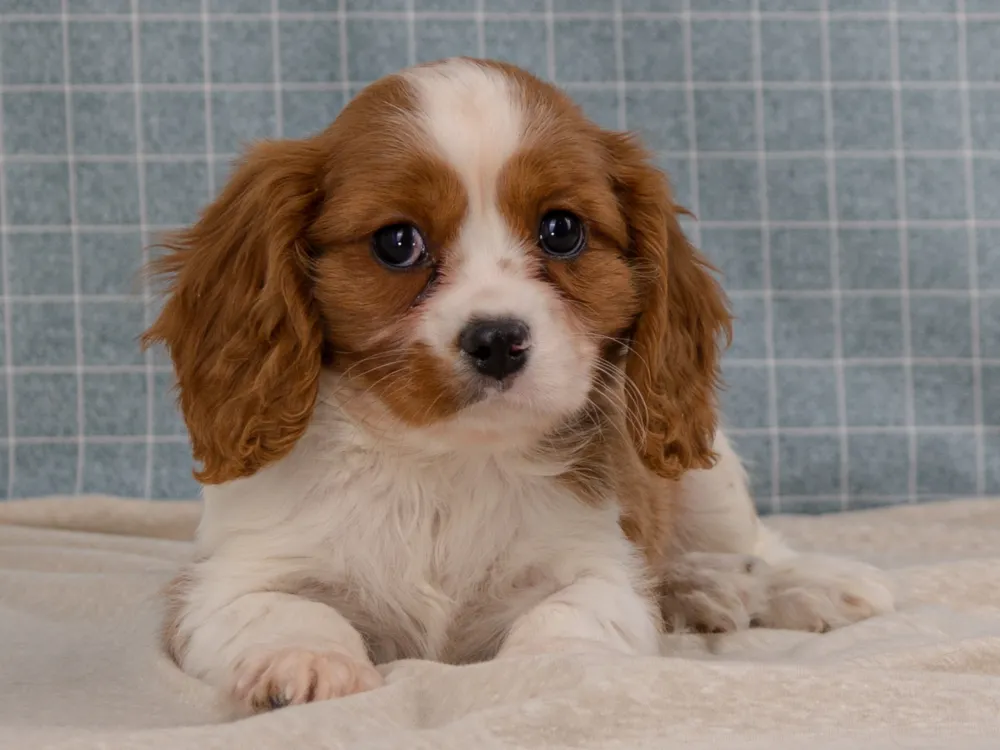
[178,408,894,710]
[663,433,896,633]
[170,59,895,711]
[406,59,598,442]
[180,388,661,712]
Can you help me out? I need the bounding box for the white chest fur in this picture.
[196,404,644,664]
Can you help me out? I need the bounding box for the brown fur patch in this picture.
[143,71,470,483]
[600,132,733,482]
[141,136,326,484]
[497,143,638,340]
[308,68,470,433]
[311,126,471,427]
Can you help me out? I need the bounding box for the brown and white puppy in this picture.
[145,58,894,715]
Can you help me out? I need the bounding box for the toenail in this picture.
[269,693,290,710]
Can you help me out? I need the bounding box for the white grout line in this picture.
[3,148,1000,163]
[475,0,485,59]
[730,288,995,298]
[750,0,781,513]
[725,356,999,366]
[669,218,1000,229]
[654,149,995,159]
[2,154,225,163]
[0,364,174,374]
[405,0,416,67]
[339,0,350,102]
[612,0,626,132]
[955,0,985,497]
[728,426,990,436]
[888,0,918,503]
[8,10,1000,22]
[59,0,86,495]
[129,0,155,499]
[270,0,283,138]
[545,0,555,81]
[0,294,162,301]
[819,0,849,511]
[4,80,1000,94]
[0,32,16,498]
[681,0,702,249]
[201,0,216,196]
[0,435,190,446]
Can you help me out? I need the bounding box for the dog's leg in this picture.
[658,431,895,633]
[165,561,382,714]
[749,524,896,632]
[497,560,662,659]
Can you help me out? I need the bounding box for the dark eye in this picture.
[371,223,428,269]
[538,211,586,258]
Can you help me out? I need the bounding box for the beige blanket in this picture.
[1,496,999,749]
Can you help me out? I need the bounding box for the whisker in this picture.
[416,391,448,427]
[585,352,651,439]
[319,359,406,408]
[588,384,636,450]
[338,351,404,379]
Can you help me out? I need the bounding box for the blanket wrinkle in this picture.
[1,496,999,749]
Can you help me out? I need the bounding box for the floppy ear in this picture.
[603,132,733,480]
[142,139,326,485]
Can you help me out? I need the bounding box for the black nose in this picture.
[458,318,530,381]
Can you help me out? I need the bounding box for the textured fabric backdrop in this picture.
[0,0,996,511]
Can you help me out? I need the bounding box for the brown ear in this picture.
[603,132,733,480]
[142,139,325,485]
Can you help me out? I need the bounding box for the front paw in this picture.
[232,647,383,713]
[757,555,896,632]
[656,552,771,633]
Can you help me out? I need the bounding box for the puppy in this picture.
[145,58,894,714]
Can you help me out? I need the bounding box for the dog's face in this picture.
[314,62,644,445]
[144,58,731,485]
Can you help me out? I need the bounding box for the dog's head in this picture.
[144,58,731,485]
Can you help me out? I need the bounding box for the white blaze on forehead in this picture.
[402,63,593,422]
[406,60,546,356]
[402,59,524,214]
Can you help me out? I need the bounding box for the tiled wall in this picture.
[0,0,997,510]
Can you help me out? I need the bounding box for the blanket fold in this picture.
[1,496,998,749]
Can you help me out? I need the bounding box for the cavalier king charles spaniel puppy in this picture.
[145,58,894,715]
